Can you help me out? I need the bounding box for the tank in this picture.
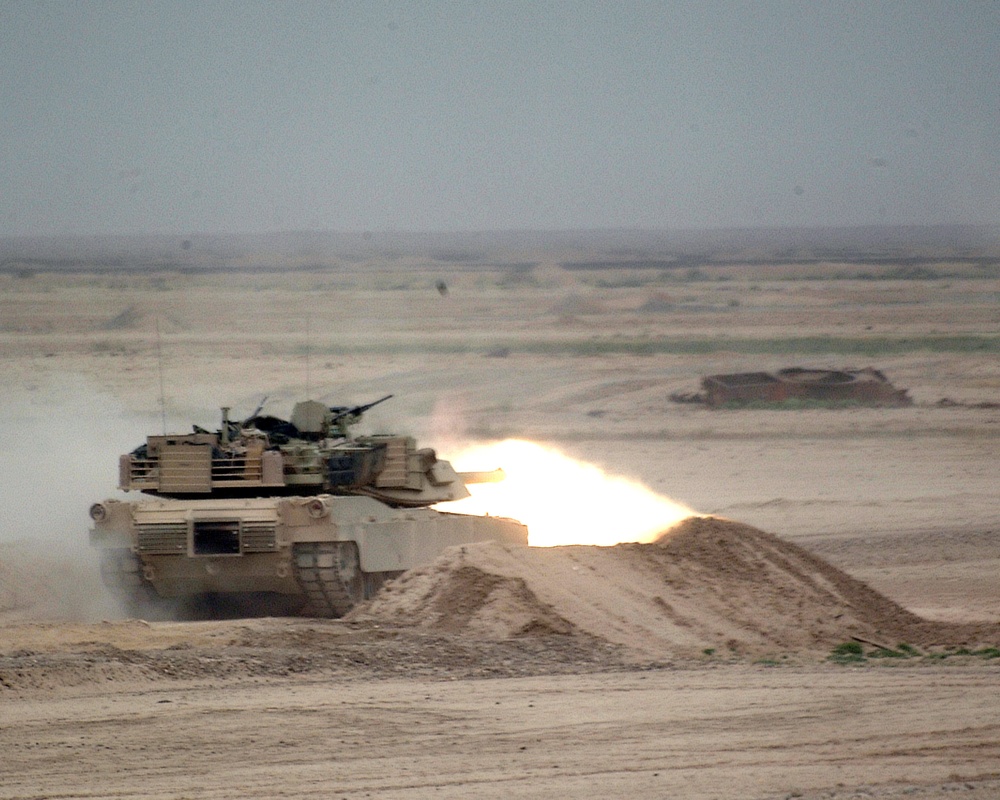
[88,395,528,618]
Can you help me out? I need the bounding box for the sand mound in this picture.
[352,516,1000,658]
[351,556,575,639]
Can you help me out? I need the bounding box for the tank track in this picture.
[292,541,366,618]
[291,542,402,618]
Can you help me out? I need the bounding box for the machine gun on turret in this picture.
[282,394,393,441]
[327,394,394,437]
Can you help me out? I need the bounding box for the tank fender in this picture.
[280,495,391,544]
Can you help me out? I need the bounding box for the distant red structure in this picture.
[700,367,912,408]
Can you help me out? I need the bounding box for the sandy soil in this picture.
[1,259,999,799]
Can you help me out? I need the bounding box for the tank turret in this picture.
[119,395,498,507]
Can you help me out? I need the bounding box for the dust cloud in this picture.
[443,439,697,546]
[0,378,155,620]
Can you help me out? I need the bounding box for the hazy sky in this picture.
[2,1,997,236]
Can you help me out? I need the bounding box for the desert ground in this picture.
[1,233,999,799]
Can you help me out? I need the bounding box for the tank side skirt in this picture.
[358,513,527,573]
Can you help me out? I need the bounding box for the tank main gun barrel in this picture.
[457,468,506,484]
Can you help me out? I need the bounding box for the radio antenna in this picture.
[156,317,167,435]
[305,317,312,399]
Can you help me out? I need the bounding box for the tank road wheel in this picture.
[292,541,365,618]
[99,549,167,619]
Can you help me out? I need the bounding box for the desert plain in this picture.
[1,230,999,799]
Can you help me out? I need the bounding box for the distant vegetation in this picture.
[517,335,1000,357]
[272,335,1000,358]
[562,255,1000,274]
[829,641,1000,664]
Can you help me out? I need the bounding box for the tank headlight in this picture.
[306,498,329,519]
[89,503,108,522]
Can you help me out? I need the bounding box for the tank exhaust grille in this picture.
[242,522,278,552]
[136,522,187,554]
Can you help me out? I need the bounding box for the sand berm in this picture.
[349,516,999,659]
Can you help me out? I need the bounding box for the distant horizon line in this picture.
[2,221,998,242]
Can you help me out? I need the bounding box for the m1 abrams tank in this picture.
[89,396,527,618]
